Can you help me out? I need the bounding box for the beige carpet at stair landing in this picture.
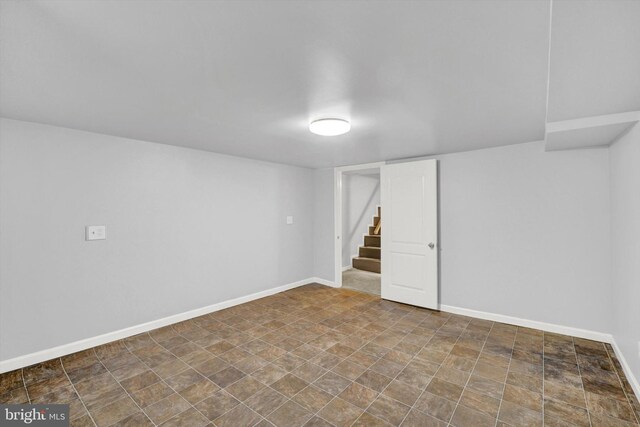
[342,268,381,295]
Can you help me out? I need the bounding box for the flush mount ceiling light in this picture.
[309,118,351,136]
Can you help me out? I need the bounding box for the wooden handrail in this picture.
[373,220,381,235]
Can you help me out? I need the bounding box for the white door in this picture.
[381,159,438,309]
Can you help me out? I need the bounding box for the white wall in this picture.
[314,141,612,334]
[312,169,335,282]
[0,119,620,369]
[437,141,611,333]
[610,123,640,382]
[0,118,315,361]
[341,174,380,267]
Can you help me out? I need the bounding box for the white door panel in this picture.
[390,175,424,244]
[381,159,438,309]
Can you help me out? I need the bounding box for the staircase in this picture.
[352,206,381,273]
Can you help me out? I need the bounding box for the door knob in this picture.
[428,242,435,249]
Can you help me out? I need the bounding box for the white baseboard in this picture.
[440,304,613,343]
[610,339,640,400]
[342,266,351,272]
[0,277,322,374]
[310,277,339,288]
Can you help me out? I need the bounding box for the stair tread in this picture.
[353,256,381,273]
[353,257,381,262]
[364,234,381,248]
[360,246,380,249]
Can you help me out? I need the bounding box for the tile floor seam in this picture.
[314,397,349,426]
[261,396,291,425]
[94,349,158,427]
[20,368,31,404]
[352,307,456,427]
[492,326,517,427]
[403,318,464,427]
[141,333,222,425]
[572,336,594,427]
[316,308,400,425]
[307,311,411,426]
[148,319,279,422]
[300,301,422,425]
[146,324,298,425]
[371,353,432,418]
[605,341,640,425]
[448,321,495,427]
[292,346,371,425]
[60,355,99,427]
[259,312,366,425]
[223,366,307,422]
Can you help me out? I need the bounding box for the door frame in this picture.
[334,161,385,287]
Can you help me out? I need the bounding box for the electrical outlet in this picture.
[85,225,106,241]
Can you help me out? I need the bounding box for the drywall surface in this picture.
[610,123,640,381]
[437,141,611,333]
[0,118,314,361]
[312,168,335,283]
[0,119,615,364]
[341,174,380,267]
[316,141,611,333]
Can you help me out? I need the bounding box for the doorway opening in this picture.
[335,163,383,295]
[335,159,439,309]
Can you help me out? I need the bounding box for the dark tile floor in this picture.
[1,284,639,426]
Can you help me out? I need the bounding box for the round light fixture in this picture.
[309,118,351,136]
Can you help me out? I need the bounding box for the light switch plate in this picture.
[286,216,294,225]
[86,225,106,241]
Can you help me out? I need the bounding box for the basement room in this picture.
[0,1,639,426]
